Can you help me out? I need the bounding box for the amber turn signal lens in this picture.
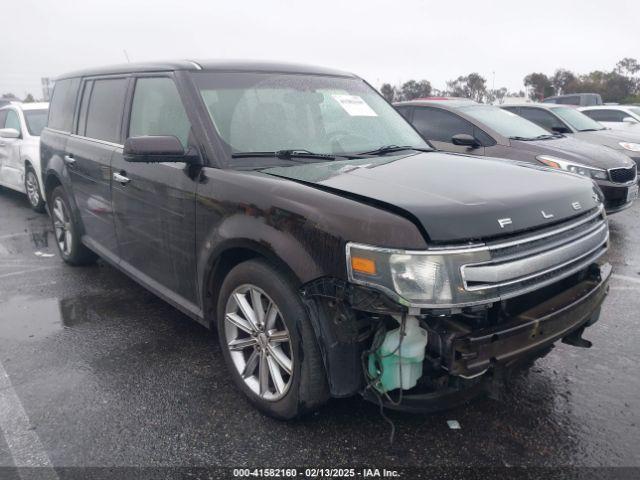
[539,158,560,169]
[351,256,376,275]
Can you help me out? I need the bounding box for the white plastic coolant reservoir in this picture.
[370,316,428,392]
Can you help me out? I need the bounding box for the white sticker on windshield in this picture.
[332,94,378,117]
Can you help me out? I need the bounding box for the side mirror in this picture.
[551,125,572,134]
[623,117,638,124]
[451,133,481,148]
[123,135,199,164]
[0,128,20,139]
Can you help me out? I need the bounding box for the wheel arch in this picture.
[200,239,304,329]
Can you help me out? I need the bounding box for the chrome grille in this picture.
[609,165,637,183]
[460,207,608,297]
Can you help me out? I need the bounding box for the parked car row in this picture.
[1,60,623,419]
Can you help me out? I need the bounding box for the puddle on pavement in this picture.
[0,296,64,340]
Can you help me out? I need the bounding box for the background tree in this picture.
[446,73,487,102]
[1,93,19,100]
[551,69,578,96]
[524,73,554,100]
[23,94,35,103]
[379,83,397,103]
[615,58,640,77]
[399,79,432,101]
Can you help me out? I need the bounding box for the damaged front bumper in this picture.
[431,262,611,379]
[303,262,612,411]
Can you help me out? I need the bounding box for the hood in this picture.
[262,152,601,243]
[514,135,635,169]
[574,128,640,149]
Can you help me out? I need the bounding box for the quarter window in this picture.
[48,78,80,132]
[128,77,191,148]
[84,78,128,143]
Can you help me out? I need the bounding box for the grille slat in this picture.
[460,207,608,296]
[609,165,637,183]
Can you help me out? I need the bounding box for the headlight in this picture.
[537,155,608,180]
[346,242,491,307]
[619,142,640,152]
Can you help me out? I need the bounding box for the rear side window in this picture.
[0,110,7,126]
[582,109,628,122]
[84,78,128,143]
[48,78,80,132]
[395,106,412,121]
[128,77,191,148]
[518,108,565,132]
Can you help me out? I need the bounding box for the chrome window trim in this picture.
[68,133,123,149]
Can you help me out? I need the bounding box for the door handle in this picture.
[113,172,131,185]
[64,155,76,165]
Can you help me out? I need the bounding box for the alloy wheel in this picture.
[26,171,40,207]
[52,197,72,256]
[224,285,294,401]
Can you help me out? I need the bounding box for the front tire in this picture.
[25,167,46,213]
[216,259,329,419]
[49,186,97,265]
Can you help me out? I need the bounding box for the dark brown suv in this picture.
[40,61,610,418]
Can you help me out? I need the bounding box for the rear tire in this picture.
[24,167,46,213]
[49,185,97,265]
[216,259,329,419]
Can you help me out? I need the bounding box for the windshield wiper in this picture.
[357,145,432,156]
[509,136,537,141]
[579,128,604,132]
[232,149,337,161]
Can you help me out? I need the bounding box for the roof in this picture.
[0,102,48,111]
[56,59,357,81]
[394,99,478,109]
[578,105,630,111]
[500,103,575,110]
[18,102,49,111]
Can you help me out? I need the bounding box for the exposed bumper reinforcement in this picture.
[449,262,611,378]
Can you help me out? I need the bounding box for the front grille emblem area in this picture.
[541,210,555,219]
[498,218,513,229]
[572,202,582,211]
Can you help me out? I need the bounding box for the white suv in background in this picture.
[580,105,640,131]
[0,102,49,212]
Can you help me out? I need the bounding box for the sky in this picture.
[2,0,640,98]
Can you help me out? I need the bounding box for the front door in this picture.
[411,106,487,155]
[66,77,129,258]
[0,109,25,191]
[111,75,200,312]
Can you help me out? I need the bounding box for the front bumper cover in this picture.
[443,262,611,378]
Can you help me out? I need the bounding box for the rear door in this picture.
[111,74,200,311]
[0,108,24,191]
[411,106,488,154]
[66,76,129,258]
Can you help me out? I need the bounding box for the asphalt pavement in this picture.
[0,185,638,474]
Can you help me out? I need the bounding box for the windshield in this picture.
[190,72,429,164]
[629,107,640,118]
[552,107,605,131]
[24,109,48,136]
[458,105,550,139]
